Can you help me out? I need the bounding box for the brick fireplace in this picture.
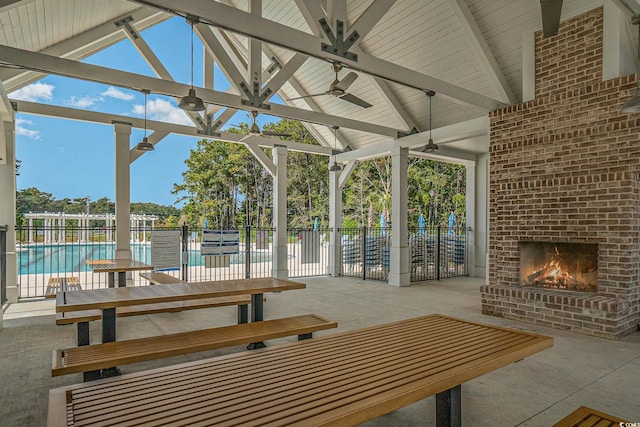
[481,7,640,339]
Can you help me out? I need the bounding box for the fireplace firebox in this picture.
[519,242,598,292]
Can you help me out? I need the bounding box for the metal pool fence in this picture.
[339,225,467,282]
[14,223,466,298]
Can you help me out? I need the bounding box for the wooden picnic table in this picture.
[86,259,154,288]
[47,314,553,427]
[56,277,306,344]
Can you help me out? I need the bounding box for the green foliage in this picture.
[173,117,466,231]
[15,188,179,220]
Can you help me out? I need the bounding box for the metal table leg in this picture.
[100,307,121,378]
[247,293,265,350]
[117,271,126,287]
[77,322,101,381]
[436,384,461,427]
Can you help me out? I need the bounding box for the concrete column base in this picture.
[6,285,18,303]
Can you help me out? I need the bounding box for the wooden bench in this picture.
[52,314,337,378]
[553,406,629,427]
[44,277,81,298]
[48,314,552,427]
[56,294,254,325]
[139,271,184,285]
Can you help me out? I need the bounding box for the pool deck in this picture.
[1,276,639,426]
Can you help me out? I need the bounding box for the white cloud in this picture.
[9,82,55,102]
[133,98,193,126]
[15,118,41,139]
[66,95,99,108]
[102,86,134,101]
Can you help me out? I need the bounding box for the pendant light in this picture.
[622,15,640,113]
[422,90,439,152]
[136,90,154,151]
[179,17,206,112]
[329,126,342,171]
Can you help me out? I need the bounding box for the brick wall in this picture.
[482,7,640,339]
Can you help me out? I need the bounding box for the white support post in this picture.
[388,146,409,287]
[114,122,132,266]
[469,153,489,280]
[271,146,288,279]
[0,119,17,304]
[28,217,33,243]
[328,161,343,277]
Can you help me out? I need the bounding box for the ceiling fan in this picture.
[540,0,563,38]
[287,63,372,108]
[238,111,292,138]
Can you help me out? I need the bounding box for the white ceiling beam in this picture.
[131,0,507,110]
[244,142,276,176]
[203,48,214,89]
[336,116,488,163]
[327,0,347,30]
[262,53,307,100]
[293,0,327,37]
[0,44,401,136]
[13,99,333,156]
[123,24,203,128]
[338,161,357,188]
[0,7,170,93]
[293,0,410,143]
[0,0,36,13]
[196,25,248,93]
[220,30,345,150]
[0,78,14,122]
[448,0,515,104]
[248,0,263,93]
[129,130,169,163]
[347,0,397,49]
[371,78,417,131]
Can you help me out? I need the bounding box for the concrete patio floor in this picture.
[1,276,638,426]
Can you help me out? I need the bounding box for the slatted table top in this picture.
[47,314,553,427]
[56,277,305,313]
[86,259,154,273]
[552,406,629,427]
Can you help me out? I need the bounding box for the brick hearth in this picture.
[481,7,640,339]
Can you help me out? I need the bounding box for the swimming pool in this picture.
[17,243,272,275]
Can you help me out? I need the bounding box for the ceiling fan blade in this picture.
[540,0,563,38]
[334,72,358,92]
[339,93,373,108]
[286,92,330,101]
[262,131,292,137]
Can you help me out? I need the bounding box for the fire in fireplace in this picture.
[519,242,598,292]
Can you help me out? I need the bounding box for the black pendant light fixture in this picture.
[622,15,640,113]
[179,17,206,112]
[136,90,154,151]
[422,90,439,152]
[329,126,342,172]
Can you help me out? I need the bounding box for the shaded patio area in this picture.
[1,276,638,426]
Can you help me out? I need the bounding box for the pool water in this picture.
[17,243,272,275]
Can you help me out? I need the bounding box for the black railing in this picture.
[339,225,467,282]
[286,227,331,278]
[14,223,467,298]
[340,227,390,281]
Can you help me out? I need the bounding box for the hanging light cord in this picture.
[429,92,432,139]
[190,21,195,89]
[143,91,148,137]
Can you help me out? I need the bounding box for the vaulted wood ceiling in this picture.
[0,0,635,158]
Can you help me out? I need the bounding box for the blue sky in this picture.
[11,16,282,207]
